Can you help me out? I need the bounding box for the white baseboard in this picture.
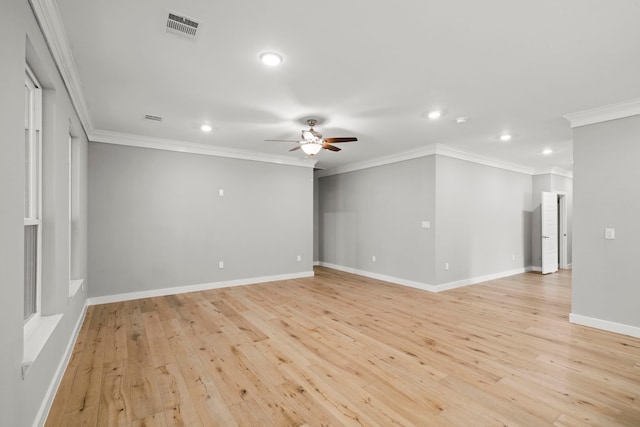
[34,300,88,427]
[318,263,533,293]
[318,262,439,292]
[433,267,534,292]
[569,313,640,339]
[530,266,542,272]
[87,271,315,306]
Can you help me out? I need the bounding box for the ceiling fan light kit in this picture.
[266,118,357,157]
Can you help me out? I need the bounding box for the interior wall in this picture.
[88,142,314,298]
[318,156,436,285]
[434,156,533,284]
[0,1,28,423]
[1,1,90,425]
[313,172,320,263]
[572,115,640,329]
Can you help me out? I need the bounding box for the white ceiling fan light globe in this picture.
[301,143,322,156]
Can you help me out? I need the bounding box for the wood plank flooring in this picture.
[46,267,640,426]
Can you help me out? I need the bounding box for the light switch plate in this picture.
[605,228,615,239]
[421,221,431,229]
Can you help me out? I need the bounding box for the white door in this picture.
[541,191,558,274]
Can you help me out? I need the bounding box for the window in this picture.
[24,66,42,323]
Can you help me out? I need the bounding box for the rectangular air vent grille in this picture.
[166,12,200,39]
[144,114,163,122]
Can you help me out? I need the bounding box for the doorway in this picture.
[541,191,568,274]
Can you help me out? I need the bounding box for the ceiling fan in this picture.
[266,119,357,157]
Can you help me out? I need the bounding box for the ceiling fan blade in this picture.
[322,144,341,152]
[289,145,302,152]
[265,139,300,142]
[323,137,357,143]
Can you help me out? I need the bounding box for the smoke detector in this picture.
[165,11,201,40]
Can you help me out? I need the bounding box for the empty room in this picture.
[2,0,640,426]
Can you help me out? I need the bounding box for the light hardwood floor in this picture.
[46,267,640,426]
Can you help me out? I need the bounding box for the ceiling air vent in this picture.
[144,114,163,122]
[165,11,200,40]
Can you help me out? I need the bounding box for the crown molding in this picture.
[29,0,94,135]
[90,130,318,168]
[435,144,536,175]
[564,98,640,128]
[315,145,437,177]
[317,144,535,178]
[533,167,573,179]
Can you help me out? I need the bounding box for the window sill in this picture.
[22,313,63,378]
[69,279,84,300]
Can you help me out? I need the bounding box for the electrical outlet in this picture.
[445,262,449,271]
[218,261,224,269]
[297,255,301,261]
[372,255,376,262]
[512,254,516,261]
[219,188,224,196]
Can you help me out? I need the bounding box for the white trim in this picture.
[68,279,83,300]
[433,267,534,292]
[435,144,535,175]
[530,266,542,272]
[316,145,437,177]
[87,271,315,306]
[319,262,439,292]
[533,167,573,179]
[28,0,94,135]
[569,313,640,339]
[90,130,318,168]
[564,98,640,128]
[32,301,88,427]
[22,314,63,374]
[316,143,535,178]
[318,262,533,293]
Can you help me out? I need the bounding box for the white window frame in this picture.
[24,65,43,331]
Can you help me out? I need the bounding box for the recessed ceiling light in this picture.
[201,124,212,132]
[500,134,512,142]
[428,110,441,120]
[542,148,553,155]
[259,52,283,66]
[455,117,468,124]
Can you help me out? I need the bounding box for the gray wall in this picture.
[0,1,27,423]
[0,1,89,425]
[434,156,532,284]
[88,143,313,298]
[318,157,436,284]
[317,155,534,287]
[572,115,640,328]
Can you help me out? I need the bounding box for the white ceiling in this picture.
[52,0,640,172]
